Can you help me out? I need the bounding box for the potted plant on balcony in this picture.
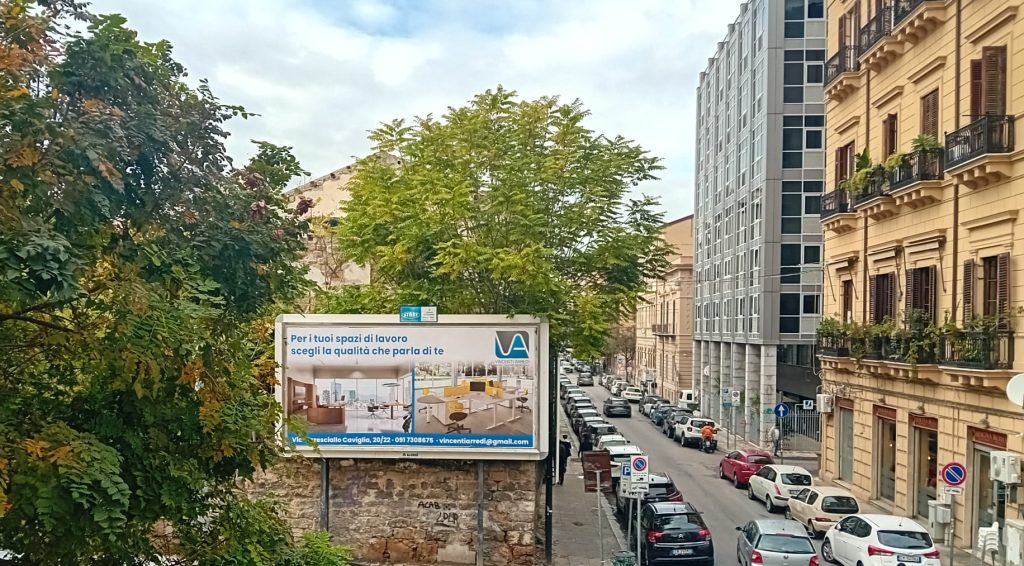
[816,315,848,356]
[911,134,942,152]
[848,320,874,361]
[895,309,943,367]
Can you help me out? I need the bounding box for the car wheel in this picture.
[747,485,755,500]
[806,520,818,539]
[764,495,776,513]
[719,465,726,479]
[821,539,837,563]
[733,473,741,488]
[784,508,791,520]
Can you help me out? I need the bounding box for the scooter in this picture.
[701,436,717,453]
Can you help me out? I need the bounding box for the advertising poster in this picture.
[275,314,549,460]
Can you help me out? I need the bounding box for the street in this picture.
[570,378,824,564]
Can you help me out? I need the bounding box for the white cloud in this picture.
[91,0,744,217]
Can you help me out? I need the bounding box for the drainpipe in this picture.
[951,0,963,323]
[862,67,872,323]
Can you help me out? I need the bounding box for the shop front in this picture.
[968,427,1008,548]
[874,404,897,504]
[909,413,938,520]
[836,397,854,483]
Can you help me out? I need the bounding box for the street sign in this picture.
[801,400,815,411]
[621,464,631,477]
[942,462,967,486]
[943,485,964,496]
[731,390,741,402]
[773,403,790,418]
[630,455,649,484]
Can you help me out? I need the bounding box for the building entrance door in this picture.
[838,407,854,482]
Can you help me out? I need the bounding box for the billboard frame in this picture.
[275,313,549,460]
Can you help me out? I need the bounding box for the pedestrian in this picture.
[770,424,782,457]
[579,434,593,455]
[558,434,572,485]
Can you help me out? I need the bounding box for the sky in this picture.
[91,0,745,218]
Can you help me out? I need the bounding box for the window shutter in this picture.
[882,116,892,156]
[905,268,914,320]
[970,60,983,119]
[997,252,1010,330]
[839,16,847,50]
[921,91,938,139]
[924,266,936,324]
[834,148,842,187]
[869,275,877,323]
[887,273,897,319]
[981,46,1007,116]
[963,260,974,322]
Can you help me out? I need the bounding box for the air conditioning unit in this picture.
[991,451,1022,484]
[816,394,835,414]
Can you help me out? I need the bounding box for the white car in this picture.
[746,464,813,512]
[674,417,717,446]
[785,486,861,538]
[822,514,940,566]
[606,444,643,480]
[595,434,629,451]
[620,386,643,402]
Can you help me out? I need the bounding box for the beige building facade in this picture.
[636,215,694,402]
[820,0,1024,551]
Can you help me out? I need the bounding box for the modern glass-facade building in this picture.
[693,0,825,441]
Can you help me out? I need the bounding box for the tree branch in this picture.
[0,314,72,332]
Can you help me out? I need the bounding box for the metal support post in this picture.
[949,495,955,566]
[544,349,557,564]
[596,470,604,565]
[477,460,485,566]
[636,493,642,563]
[319,458,330,531]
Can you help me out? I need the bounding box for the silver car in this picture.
[735,519,818,566]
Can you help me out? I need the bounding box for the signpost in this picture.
[616,454,651,565]
[941,462,967,566]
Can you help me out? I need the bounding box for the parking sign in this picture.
[629,455,649,484]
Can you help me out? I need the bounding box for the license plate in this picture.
[671,549,693,556]
[897,555,922,563]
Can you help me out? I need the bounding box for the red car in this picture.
[718,449,774,487]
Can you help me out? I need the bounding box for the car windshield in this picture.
[653,513,703,531]
[876,530,933,549]
[601,439,627,447]
[757,534,815,554]
[691,420,714,428]
[780,473,812,486]
[608,400,629,406]
[821,496,859,514]
[747,456,772,465]
[594,426,617,434]
[648,484,677,497]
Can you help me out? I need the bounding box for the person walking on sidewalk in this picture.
[579,434,593,454]
[557,434,572,485]
[770,424,782,457]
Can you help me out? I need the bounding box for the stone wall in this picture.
[247,457,545,566]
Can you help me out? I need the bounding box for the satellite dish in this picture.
[1008,374,1024,408]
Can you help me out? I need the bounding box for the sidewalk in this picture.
[551,411,627,566]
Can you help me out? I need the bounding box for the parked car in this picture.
[662,410,690,437]
[639,395,664,415]
[610,380,628,395]
[577,373,594,386]
[607,445,643,483]
[718,450,774,488]
[785,486,860,538]
[603,397,632,417]
[615,471,683,516]
[596,434,629,451]
[567,399,596,418]
[632,502,714,565]
[582,422,618,447]
[571,409,600,433]
[621,386,644,403]
[736,519,819,566]
[822,514,939,566]
[577,416,605,438]
[674,417,718,447]
[650,405,676,426]
[560,385,582,399]
[746,465,813,513]
[563,392,587,408]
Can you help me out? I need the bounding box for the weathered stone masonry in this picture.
[248,458,544,565]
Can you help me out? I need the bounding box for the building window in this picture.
[835,142,855,187]
[906,266,936,323]
[806,129,823,148]
[784,0,804,20]
[783,86,804,103]
[804,180,823,192]
[803,294,820,314]
[807,0,824,18]
[978,253,1010,328]
[804,245,820,263]
[876,413,897,502]
[780,317,800,333]
[920,90,939,139]
[842,280,854,323]
[970,46,1007,118]
[781,218,801,234]
[781,293,800,315]
[782,151,803,168]
[805,115,824,127]
[870,272,896,324]
[882,113,898,157]
[838,406,854,481]
[782,181,802,192]
[784,63,804,85]
[782,194,802,216]
[783,128,803,150]
[784,22,805,38]
[785,49,804,62]
[805,195,821,215]
[806,49,826,61]
[912,423,938,519]
[806,64,823,84]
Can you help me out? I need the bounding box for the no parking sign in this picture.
[629,455,649,484]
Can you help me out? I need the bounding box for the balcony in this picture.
[858,5,903,72]
[824,47,863,103]
[941,330,1013,370]
[651,324,675,336]
[817,336,850,358]
[945,115,1016,190]
[821,190,858,234]
[888,148,944,208]
[852,167,898,220]
[890,0,946,47]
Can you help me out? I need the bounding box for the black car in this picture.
[577,373,594,386]
[582,422,618,446]
[603,397,632,417]
[615,471,683,516]
[571,409,600,433]
[634,502,714,565]
[638,395,664,415]
[651,405,677,426]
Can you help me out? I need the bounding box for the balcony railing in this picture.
[892,0,932,27]
[824,46,861,86]
[945,115,1015,169]
[821,190,851,219]
[859,4,893,56]
[889,148,944,190]
[852,167,889,205]
[817,336,850,358]
[940,330,1014,370]
[651,323,675,335]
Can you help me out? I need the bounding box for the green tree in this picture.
[0,1,344,563]
[325,87,670,356]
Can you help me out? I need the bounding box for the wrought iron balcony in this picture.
[941,330,1014,370]
[651,323,675,335]
[821,190,850,219]
[824,46,860,86]
[817,336,850,358]
[859,4,893,56]
[889,148,943,191]
[893,0,934,27]
[852,167,889,206]
[945,115,1015,170]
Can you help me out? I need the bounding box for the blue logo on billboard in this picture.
[495,331,530,359]
[399,307,421,322]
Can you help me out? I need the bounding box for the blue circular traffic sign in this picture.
[773,403,790,418]
[941,462,967,486]
[632,457,648,472]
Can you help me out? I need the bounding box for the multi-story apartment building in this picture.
[693,0,826,441]
[818,0,1024,550]
[635,215,695,402]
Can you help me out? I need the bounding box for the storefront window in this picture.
[877,418,897,502]
[838,408,854,482]
[913,427,938,519]
[972,448,1006,543]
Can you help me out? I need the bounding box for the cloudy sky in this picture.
[92,0,744,217]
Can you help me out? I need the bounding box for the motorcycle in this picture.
[701,436,717,453]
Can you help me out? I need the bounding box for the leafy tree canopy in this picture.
[0,1,343,563]
[324,87,670,357]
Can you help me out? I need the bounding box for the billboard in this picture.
[275,314,549,460]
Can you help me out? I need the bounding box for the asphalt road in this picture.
[567,377,824,565]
